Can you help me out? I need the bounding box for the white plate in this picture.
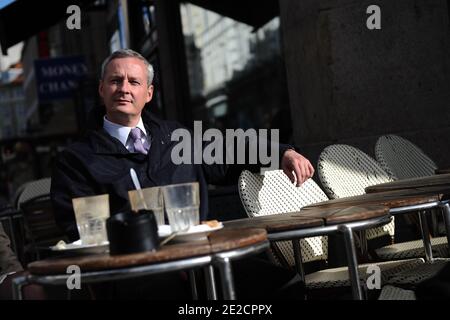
[158,223,223,242]
[50,240,109,254]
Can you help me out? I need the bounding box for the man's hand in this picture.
[281,149,315,186]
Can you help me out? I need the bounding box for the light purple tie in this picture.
[129,128,149,155]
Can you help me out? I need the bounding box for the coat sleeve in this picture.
[50,151,96,242]
[201,135,293,186]
[167,121,294,185]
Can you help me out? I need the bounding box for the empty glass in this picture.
[128,187,165,226]
[72,194,110,245]
[162,182,200,232]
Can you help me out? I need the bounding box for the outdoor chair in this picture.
[375,134,447,256]
[377,285,416,300]
[317,144,449,289]
[15,178,52,209]
[317,144,396,246]
[317,144,447,260]
[0,177,51,264]
[15,178,67,262]
[239,170,329,268]
[375,134,437,179]
[20,194,68,262]
[238,169,423,296]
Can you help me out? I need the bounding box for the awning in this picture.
[0,0,279,54]
[186,0,278,30]
[0,0,99,54]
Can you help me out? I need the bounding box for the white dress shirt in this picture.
[103,116,150,152]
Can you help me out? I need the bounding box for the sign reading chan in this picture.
[34,56,88,101]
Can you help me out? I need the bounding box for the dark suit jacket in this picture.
[51,110,290,241]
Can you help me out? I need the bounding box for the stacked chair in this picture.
[238,169,421,299]
[317,143,449,297]
[317,144,396,246]
[375,134,447,257]
[375,134,437,179]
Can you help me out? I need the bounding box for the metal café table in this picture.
[365,173,450,194]
[303,189,443,261]
[435,168,450,175]
[12,228,269,300]
[364,173,450,256]
[224,205,392,300]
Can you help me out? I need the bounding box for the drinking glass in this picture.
[162,182,200,232]
[128,187,165,226]
[72,194,110,245]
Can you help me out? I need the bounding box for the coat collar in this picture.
[88,109,163,156]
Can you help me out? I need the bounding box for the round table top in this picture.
[27,228,267,275]
[304,189,441,210]
[365,173,450,193]
[224,205,389,230]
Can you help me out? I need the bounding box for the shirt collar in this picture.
[103,116,147,147]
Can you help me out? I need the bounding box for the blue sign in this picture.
[34,56,88,101]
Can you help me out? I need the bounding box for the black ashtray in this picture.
[106,209,160,255]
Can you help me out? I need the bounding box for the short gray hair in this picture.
[100,49,154,86]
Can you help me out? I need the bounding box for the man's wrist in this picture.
[282,146,296,156]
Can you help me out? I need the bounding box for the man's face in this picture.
[99,57,153,124]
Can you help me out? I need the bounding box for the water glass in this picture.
[162,182,200,232]
[128,187,165,226]
[72,194,110,245]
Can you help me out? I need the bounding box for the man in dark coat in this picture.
[51,49,314,242]
[50,49,314,299]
